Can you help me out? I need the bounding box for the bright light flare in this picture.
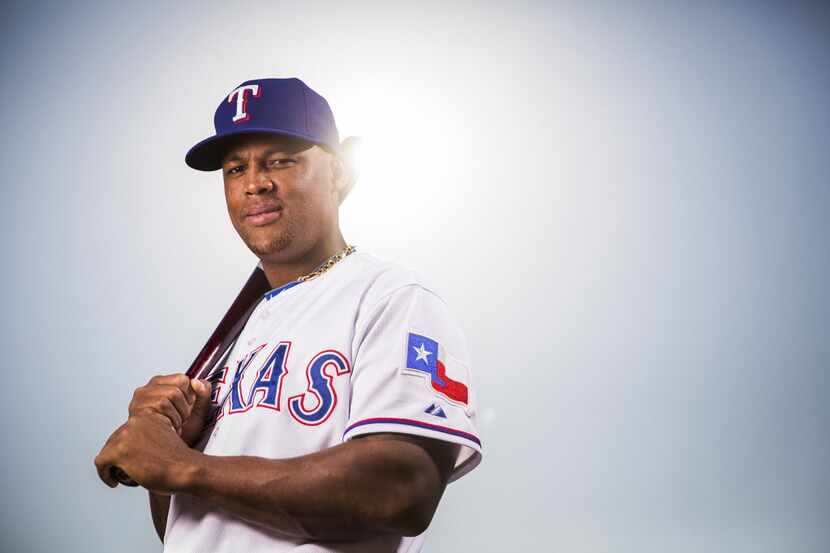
[334,79,474,252]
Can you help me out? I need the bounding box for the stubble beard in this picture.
[240,220,297,258]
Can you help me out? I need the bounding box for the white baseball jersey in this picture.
[163,251,482,553]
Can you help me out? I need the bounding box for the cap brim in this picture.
[185,128,336,171]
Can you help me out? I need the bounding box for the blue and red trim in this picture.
[264,280,301,301]
[344,417,481,447]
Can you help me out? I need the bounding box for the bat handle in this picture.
[110,466,139,487]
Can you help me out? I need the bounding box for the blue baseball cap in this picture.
[185,77,340,171]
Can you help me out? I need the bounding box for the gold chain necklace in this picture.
[296,244,356,283]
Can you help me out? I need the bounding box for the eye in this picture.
[268,158,296,168]
[225,164,245,176]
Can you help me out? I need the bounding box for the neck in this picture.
[259,231,348,289]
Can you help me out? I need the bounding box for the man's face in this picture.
[221,133,342,261]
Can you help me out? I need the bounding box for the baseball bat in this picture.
[110,266,271,486]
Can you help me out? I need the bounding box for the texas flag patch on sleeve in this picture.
[403,332,470,409]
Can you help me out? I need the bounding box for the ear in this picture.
[328,154,349,206]
[332,136,360,206]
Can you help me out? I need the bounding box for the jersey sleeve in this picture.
[344,283,482,482]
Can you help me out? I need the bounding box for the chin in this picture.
[244,230,295,258]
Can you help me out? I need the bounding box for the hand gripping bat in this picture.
[109,266,270,487]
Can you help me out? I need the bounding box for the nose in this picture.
[244,166,275,195]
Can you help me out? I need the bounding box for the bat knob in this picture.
[110,466,139,487]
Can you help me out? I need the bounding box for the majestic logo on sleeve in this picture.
[424,403,447,418]
[404,332,469,407]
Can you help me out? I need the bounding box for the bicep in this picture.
[353,433,460,495]
[342,433,458,535]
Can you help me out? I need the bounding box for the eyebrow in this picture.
[222,153,245,164]
[222,145,304,166]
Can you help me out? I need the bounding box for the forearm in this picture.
[149,491,170,542]
[173,436,447,541]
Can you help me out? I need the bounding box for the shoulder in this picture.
[342,251,446,307]
[343,251,468,359]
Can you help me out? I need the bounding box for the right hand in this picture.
[129,374,212,447]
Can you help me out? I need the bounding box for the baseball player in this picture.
[94,77,481,553]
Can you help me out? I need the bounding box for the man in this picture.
[94,77,481,552]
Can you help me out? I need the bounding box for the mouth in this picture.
[244,205,283,226]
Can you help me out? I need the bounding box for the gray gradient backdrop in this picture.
[2,1,828,552]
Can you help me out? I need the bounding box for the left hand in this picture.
[94,411,197,493]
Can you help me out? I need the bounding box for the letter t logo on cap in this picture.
[228,84,261,123]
